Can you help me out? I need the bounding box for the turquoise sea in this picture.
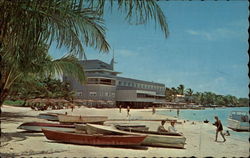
[157,107,249,141]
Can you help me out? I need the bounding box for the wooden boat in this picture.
[76,124,148,133]
[58,114,108,124]
[42,128,147,146]
[228,111,249,132]
[17,122,75,132]
[38,113,60,121]
[85,124,186,148]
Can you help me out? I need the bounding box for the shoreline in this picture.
[0,105,249,157]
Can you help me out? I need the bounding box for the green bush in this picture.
[3,100,25,106]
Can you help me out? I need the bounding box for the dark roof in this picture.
[80,60,112,70]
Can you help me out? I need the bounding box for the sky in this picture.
[50,1,249,98]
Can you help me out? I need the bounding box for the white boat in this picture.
[58,114,108,124]
[85,124,186,148]
[37,113,60,121]
[17,122,75,132]
[228,111,249,132]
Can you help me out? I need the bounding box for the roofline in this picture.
[85,69,122,74]
[116,76,165,86]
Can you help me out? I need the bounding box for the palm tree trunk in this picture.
[0,88,9,107]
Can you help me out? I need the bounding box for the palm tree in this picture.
[0,43,85,106]
[185,88,194,103]
[177,84,185,95]
[85,0,169,38]
[165,87,174,102]
[171,87,178,102]
[1,0,169,106]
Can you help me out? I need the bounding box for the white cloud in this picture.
[186,27,244,41]
[116,49,138,57]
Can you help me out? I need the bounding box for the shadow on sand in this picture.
[0,149,67,157]
[0,111,37,124]
[1,131,44,143]
[45,140,149,150]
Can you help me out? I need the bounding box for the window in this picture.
[89,92,97,96]
[131,83,134,87]
[105,92,109,97]
[77,92,83,96]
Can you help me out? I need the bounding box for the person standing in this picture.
[127,105,130,117]
[213,116,226,142]
[152,106,156,114]
[119,105,122,113]
[177,109,180,117]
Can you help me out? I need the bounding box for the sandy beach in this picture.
[0,105,249,157]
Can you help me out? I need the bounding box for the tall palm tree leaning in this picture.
[0,0,169,106]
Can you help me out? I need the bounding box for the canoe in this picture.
[17,122,75,132]
[86,124,186,148]
[42,128,147,146]
[58,114,108,124]
[38,113,60,121]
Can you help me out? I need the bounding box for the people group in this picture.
[157,120,182,135]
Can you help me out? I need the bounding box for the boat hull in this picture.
[42,129,146,146]
[85,124,186,148]
[227,118,249,132]
[58,115,108,124]
[38,113,59,121]
[18,122,75,132]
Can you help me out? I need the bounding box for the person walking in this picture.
[213,116,226,142]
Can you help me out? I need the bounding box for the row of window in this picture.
[87,78,116,86]
[118,81,164,91]
[77,91,115,97]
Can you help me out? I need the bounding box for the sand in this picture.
[0,105,249,157]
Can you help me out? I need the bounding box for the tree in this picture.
[193,92,202,105]
[177,84,185,95]
[185,88,194,103]
[238,98,249,107]
[1,43,85,106]
[1,0,169,106]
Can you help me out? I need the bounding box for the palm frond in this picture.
[45,55,86,84]
[85,0,169,38]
